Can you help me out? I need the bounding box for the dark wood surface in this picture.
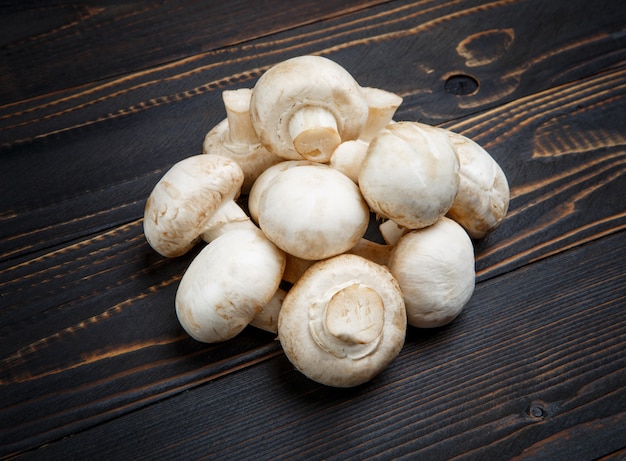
[1,1,625,459]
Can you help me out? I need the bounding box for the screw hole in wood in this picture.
[444,74,479,95]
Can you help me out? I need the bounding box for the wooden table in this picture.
[2,1,625,459]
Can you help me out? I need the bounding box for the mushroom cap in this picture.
[247,159,316,223]
[278,254,406,387]
[249,55,369,160]
[176,228,286,343]
[257,163,370,260]
[143,154,244,257]
[445,130,510,239]
[358,121,460,229]
[203,118,282,194]
[388,217,475,328]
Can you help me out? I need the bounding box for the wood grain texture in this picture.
[1,0,625,262]
[8,230,626,460]
[0,0,389,104]
[1,0,625,458]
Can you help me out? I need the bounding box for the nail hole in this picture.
[444,74,479,95]
[528,402,546,419]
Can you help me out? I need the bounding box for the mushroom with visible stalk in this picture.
[203,88,283,194]
[358,121,460,230]
[330,87,403,182]
[143,154,256,257]
[249,55,369,163]
[444,129,510,239]
[255,163,370,260]
[388,217,475,328]
[176,228,286,343]
[278,254,406,387]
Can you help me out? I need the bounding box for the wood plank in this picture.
[1,61,625,456]
[1,0,625,263]
[8,229,626,459]
[1,0,625,458]
[0,0,387,104]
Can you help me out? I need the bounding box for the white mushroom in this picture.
[444,129,510,238]
[203,88,282,193]
[278,254,406,387]
[358,121,460,230]
[249,55,369,163]
[249,288,287,334]
[176,228,286,343]
[247,159,316,224]
[330,86,403,182]
[388,217,475,328]
[256,163,370,260]
[143,154,254,257]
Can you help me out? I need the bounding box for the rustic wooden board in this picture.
[8,230,626,460]
[2,0,625,262]
[0,0,388,104]
[1,0,625,458]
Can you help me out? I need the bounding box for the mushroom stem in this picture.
[288,106,342,162]
[222,89,259,146]
[348,238,392,266]
[359,87,403,142]
[324,283,384,346]
[379,219,408,245]
[201,200,257,242]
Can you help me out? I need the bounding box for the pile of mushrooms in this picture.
[143,55,510,388]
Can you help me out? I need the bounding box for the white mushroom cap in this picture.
[143,154,244,257]
[358,121,460,229]
[388,217,475,328]
[256,163,370,260]
[176,228,286,343]
[203,89,282,193]
[249,55,369,162]
[247,159,316,224]
[278,254,406,387]
[444,130,510,239]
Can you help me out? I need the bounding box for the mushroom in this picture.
[249,55,369,163]
[388,217,475,328]
[247,159,317,224]
[278,254,406,387]
[358,121,460,230]
[203,88,283,193]
[255,163,370,260]
[249,288,287,334]
[176,228,286,343]
[444,129,510,239]
[330,86,403,182]
[143,154,255,257]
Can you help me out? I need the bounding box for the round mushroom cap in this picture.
[247,159,316,223]
[176,228,286,343]
[257,164,370,260]
[445,130,510,238]
[143,154,244,257]
[359,121,460,229]
[388,217,475,328]
[278,254,406,387]
[249,55,369,161]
